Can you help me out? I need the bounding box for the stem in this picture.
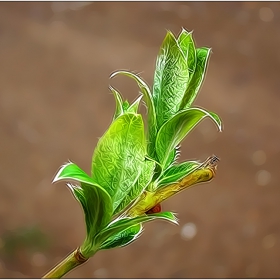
[126,155,219,217]
[42,247,89,279]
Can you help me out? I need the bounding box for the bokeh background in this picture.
[0,1,279,278]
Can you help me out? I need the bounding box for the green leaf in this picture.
[80,183,112,235]
[178,29,196,76]
[158,161,201,187]
[156,108,222,169]
[122,100,130,111]
[110,70,157,158]
[53,162,99,186]
[109,86,124,120]
[68,184,87,217]
[95,212,177,246]
[179,47,211,109]
[99,224,143,250]
[91,113,146,212]
[114,158,155,215]
[67,182,113,258]
[54,162,114,236]
[53,163,113,238]
[153,31,189,127]
[126,95,142,114]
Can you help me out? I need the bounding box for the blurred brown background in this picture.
[0,1,279,278]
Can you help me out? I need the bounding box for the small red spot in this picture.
[146,203,162,214]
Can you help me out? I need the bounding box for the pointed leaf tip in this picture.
[109,86,124,119]
[52,162,73,183]
[109,71,118,79]
[209,111,222,132]
[126,95,143,114]
[53,162,100,187]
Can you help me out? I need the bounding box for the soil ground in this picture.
[0,2,279,278]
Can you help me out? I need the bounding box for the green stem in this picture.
[42,248,89,279]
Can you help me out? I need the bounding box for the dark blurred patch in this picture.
[0,225,50,277]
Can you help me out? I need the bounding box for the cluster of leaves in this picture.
[53,29,222,259]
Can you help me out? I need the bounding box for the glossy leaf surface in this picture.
[91,113,146,212]
[153,31,189,127]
